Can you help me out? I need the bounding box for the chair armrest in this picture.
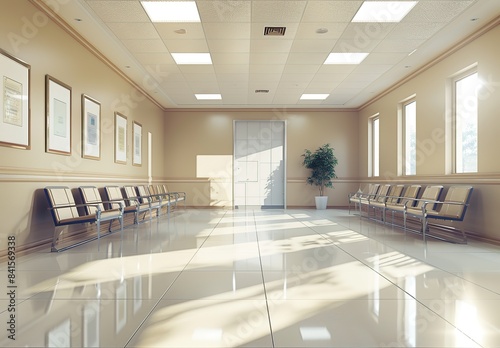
[421,200,469,213]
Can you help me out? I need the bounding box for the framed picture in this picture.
[133,121,142,166]
[114,112,127,164]
[46,75,72,155]
[82,94,101,160]
[0,49,30,149]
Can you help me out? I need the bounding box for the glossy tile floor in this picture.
[2,208,500,347]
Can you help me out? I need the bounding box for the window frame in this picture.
[452,67,478,174]
[402,99,417,176]
[369,114,380,177]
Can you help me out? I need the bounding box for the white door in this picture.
[233,120,286,208]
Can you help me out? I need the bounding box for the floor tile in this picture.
[268,299,481,347]
[126,299,273,347]
[1,208,499,347]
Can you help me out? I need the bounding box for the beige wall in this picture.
[0,1,165,253]
[163,109,360,207]
[2,1,500,254]
[358,23,500,241]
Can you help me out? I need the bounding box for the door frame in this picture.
[232,120,287,209]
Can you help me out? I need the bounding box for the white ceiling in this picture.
[38,0,500,109]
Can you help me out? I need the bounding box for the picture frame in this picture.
[114,112,127,164]
[0,49,30,149]
[46,75,72,155]
[133,121,142,166]
[82,94,101,160]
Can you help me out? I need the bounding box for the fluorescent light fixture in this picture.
[171,53,212,65]
[352,1,418,22]
[324,52,368,64]
[195,94,222,100]
[141,1,200,22]
[300,94,329,100]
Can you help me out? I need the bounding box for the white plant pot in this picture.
[315,196,328,210]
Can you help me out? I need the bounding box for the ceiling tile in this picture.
[339,22,396,40]
[154,23,206,41]
[249,64,285,75]
[164,40,209,53]
[207,39,251,53]
[249,52,289,65]
[301,1,363,22]
[134,53,175,65]
[404,1,476,22]
[197,0,252,22]
[215,72,249,82]
[387,22,447,40]
[374,39,426,53]
[286,52,327,65]
[290,39,336,53]
[85,1,150,22]
[294,22,349,40]
[282,65,320,74]
[203,23,251,40]
[106,22,159,40]
[332,38,381,53]
[251,39,294,53]
[251,1,307,22]
[177,65,217,74]
[212,52,250,65]
[121,39,168,53]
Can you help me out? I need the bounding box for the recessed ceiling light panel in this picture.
[171,53,212,65]
[300,94,329,100]
[141,1,200,22]
[195,94,222,100]
[352,1,418,23]
[324,53,369,65]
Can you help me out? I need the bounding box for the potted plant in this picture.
[302,143,338,209]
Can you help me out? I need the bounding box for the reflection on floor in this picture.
[1,208,500,347]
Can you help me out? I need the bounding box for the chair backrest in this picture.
[437,186,473,220]
[105,186,126,209]
[415,185,443,209]
[79,186,105,215]
[386,185,405,204]
[44,186,80,224]
[136,185,151,203]
[375,184,391,202]
[123,186,137,198]
[368,184,380,196]
[148,185,162,202]
[397,185,421,207]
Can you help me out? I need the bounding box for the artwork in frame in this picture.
[133,121,142,166]
[46,75,72,155]
[0,49,30,149]
[82,94,101,160]
[114,112,127,164]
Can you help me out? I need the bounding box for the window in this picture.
[454,70,478,173]
[403,100,416,175]
[370,115,380,177]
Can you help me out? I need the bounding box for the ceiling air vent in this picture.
[255,89,269,93]
[264,27,286,36]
